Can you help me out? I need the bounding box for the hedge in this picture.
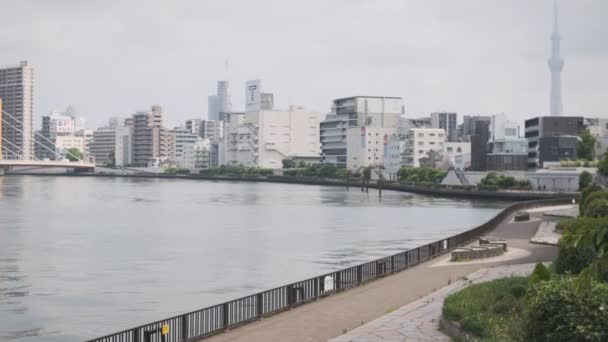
[526,277,608,342]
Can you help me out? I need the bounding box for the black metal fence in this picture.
[87,198,573,342]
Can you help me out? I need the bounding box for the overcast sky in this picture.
[1,0,606,128]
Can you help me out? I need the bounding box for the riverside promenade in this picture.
[201,205,565,342]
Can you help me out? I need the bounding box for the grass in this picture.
[442,277,528,342]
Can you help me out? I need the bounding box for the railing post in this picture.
[417,247,421,264]
[356,265,363,284]
[222,303,229,330]
[256,293,264,318]
[336,272,342,291]
[133,328,140,342]
[390,255,395,273]
[181,315,188,341]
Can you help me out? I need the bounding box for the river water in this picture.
[0,176,508,341]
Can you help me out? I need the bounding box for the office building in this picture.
[487,139,528,171]
[525,116,584,168]
[470,121,490,171]
[320,96,404,168]
[431,112,458,142]
[461,115,491,140]
[90,126,117,165]
[0,61,34,159]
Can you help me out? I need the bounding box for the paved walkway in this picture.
[530,221,561,245]
[201,209,558,342]
[330,263,537,342]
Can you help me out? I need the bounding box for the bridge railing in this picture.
[87,198,573,342]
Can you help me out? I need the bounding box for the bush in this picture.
[579,171,593,190]
[510,284,527,299]
[585,198,608,218]
[479,172,529,190]
[580,185,603,213]
[443,277,528,341]
[555,217,608,281]
[397,167,446,184]
[528,263,551,288]
[582,191,608,215]
[525,277,608,342]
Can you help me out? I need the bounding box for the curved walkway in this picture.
[200,208,560,342]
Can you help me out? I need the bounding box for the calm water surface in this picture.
[0,176,508,341]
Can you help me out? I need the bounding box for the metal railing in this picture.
[87,198,573,342]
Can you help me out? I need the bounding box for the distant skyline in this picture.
[1,0,606,129]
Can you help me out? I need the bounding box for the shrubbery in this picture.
[199,165,273,177]
[582,191,608,216]
[479,172,531,190]
[526,277,608,342]
[580,184,603,213]
[555,217,608,279]
[442,277,528,341]
[397,167,446,184]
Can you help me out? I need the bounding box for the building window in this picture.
[457,147,462,152]
[418,133,424,137]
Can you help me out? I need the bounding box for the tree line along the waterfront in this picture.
[441,182,608,341]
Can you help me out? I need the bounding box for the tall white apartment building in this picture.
[402,128,446,167]
[115,126,132,167]
[193,138,211,171]
[346,127,395,171]
[171,127,199,170]
[0,61,34,159]
[223,80,322,168]
[224,105,322,168]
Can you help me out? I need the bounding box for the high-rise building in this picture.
[548,0,564,116]
[115,126,132,167]
[185,119,202,136]
[225,105,322,168]
[525,116,583,168]
[320,96,404,168]
[470,121,490,171]
[0,61,34,159]
[171,127,199,170]
[430,112,458,142]
[208,81,232,121]
[34,116,55,160]
[131,105,170,166]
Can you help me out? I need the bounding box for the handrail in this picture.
[86,197,574,342]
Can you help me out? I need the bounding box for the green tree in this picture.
[66,147,83,162]
[579,170,593,190]
[599,152,608,176]
[577,129,597,161]
[105,150,116,167]
[282,159,296,169]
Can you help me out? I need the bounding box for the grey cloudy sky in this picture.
[1,0,606,128]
